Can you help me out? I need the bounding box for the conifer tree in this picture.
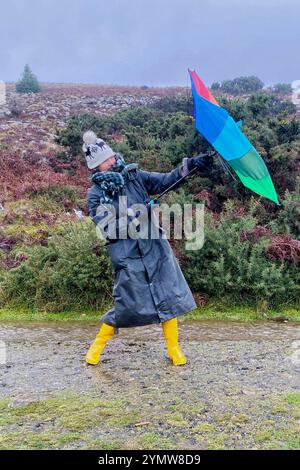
[16,64,41,94]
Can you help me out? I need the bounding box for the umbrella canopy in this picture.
[189,69,279,204]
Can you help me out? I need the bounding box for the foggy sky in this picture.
[0,0,299,86]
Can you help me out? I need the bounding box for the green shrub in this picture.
[214,76,264,95]
[182,202,300,306]
[0,220,113,312]
[150,95,193,114]
[28,185,80,207]
[270,189,300,239]
[272,83,292,95]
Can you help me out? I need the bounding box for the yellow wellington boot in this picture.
[161,318,187,366]
[85,323,115,365]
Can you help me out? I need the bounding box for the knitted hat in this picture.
[82,131,115,169]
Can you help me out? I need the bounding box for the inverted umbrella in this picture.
[189,69,279,204]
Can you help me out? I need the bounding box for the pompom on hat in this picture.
[82,131,115,169]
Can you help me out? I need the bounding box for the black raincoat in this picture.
[87,158,197,327]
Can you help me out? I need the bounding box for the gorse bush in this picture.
[55,90,299,206]
[150,95,193,114]
[272,83,292,95]
[181,202,300,306]
[0,204,298,311]
[0,221,113,312]
[211,76,264,95]
[270,189,300,240]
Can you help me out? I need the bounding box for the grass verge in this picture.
[0,301,299,323]
[0,392,299,450]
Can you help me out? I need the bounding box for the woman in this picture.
[83,131,211,366]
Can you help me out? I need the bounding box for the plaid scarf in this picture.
[91,154,137,204]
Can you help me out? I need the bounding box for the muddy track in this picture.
[1,320,300,398]
[0,320,300,449]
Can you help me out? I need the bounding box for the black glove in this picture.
[187,153,213,173]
